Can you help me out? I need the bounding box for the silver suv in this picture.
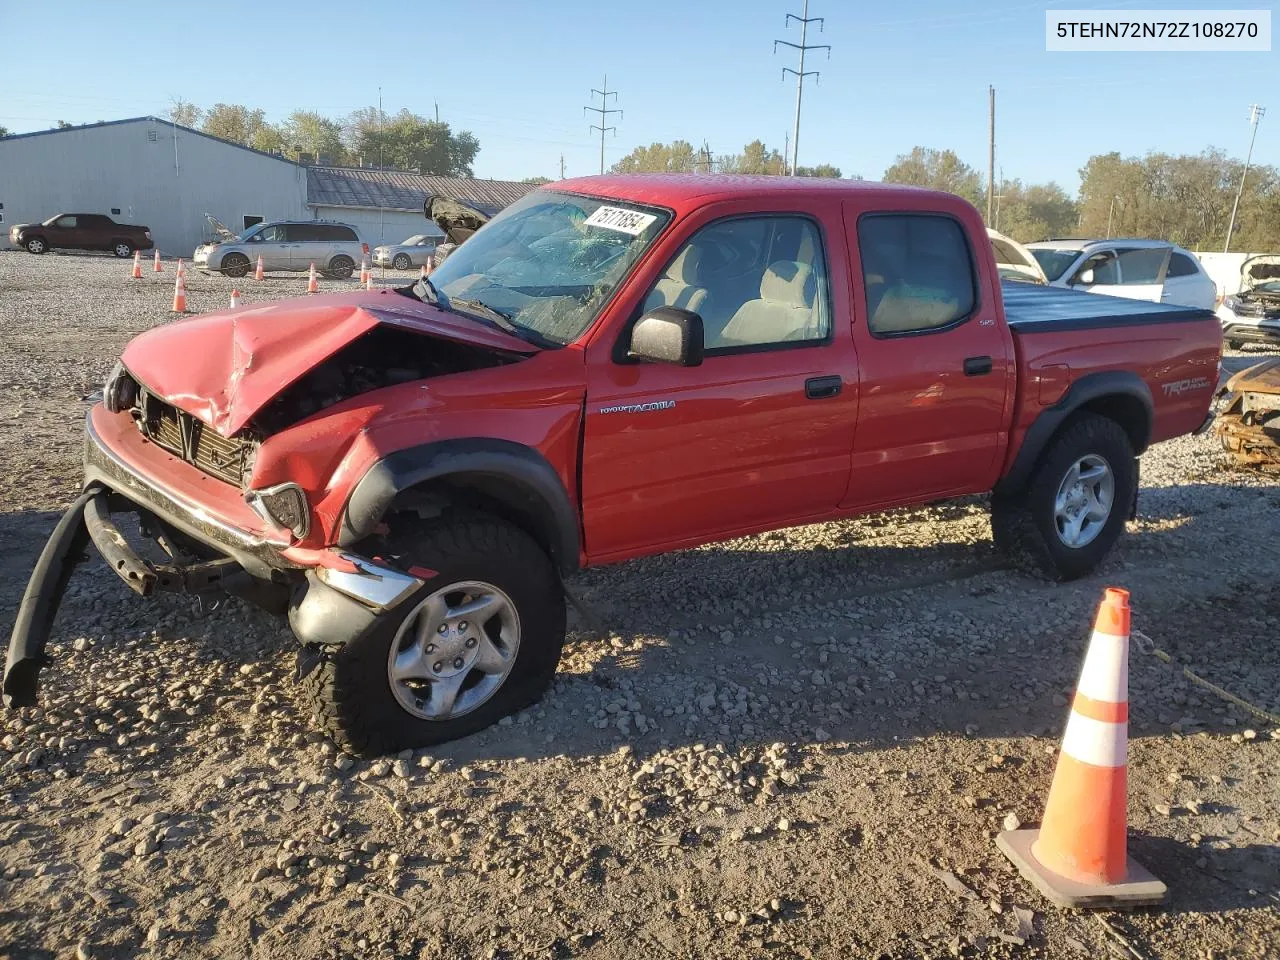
[194,216,368,279]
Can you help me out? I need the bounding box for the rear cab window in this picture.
[857,214,978,336]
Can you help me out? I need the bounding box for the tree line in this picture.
[611,139,843,178]
[165,101,480,178]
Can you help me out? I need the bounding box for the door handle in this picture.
[963,356,993,376]
[805,375,843,399]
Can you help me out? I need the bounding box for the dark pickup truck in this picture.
[9,213,154,258]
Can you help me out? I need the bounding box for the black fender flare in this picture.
[995,370,1153,496]
[338,438,581,573]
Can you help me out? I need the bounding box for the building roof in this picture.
[306,166,537,213]
[0,115,303,167]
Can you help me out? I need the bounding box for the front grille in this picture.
[141,396,252,486]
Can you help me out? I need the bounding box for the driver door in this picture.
[249,225,292,270]
[1068,248,1120,296]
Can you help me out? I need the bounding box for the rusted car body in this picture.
[1216,358,1280,471]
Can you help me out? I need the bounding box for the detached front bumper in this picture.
[3,410,428,709]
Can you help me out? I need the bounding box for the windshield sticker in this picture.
[583,206,658,236]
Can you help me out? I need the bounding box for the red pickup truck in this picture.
[5,176,1220,754]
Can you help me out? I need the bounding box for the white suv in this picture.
[1025,238,1217,310]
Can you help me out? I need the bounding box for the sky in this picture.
[0,1,1274,193]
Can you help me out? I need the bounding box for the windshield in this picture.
[238,224,263,242]
[400,235,427,245]
[1030,247,1083,282]
[419,191,671,346]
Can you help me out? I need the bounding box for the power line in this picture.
[1224,103,1266,254]
[584,76,621,176]
[774,0,830,176]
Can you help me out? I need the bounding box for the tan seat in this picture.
[643,246,710,315]
[716,260,819,347]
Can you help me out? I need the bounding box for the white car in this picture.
[372,234,439,270]
[1217,254,1280,350]
[1025,238,1217,310]
[987,228,1047,284]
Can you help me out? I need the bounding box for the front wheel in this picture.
[221,253,251,278]
[25,237,47,255]
[1227,339,1244,351]
[302,514,566,756]
[991,414,1136,581]
[392,253,412,270]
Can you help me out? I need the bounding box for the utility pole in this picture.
[986,86,995,223]
[377,86,385,245]
[584,76,621,175]
[434,100,439,123]
[783,131,790,175]
[774,0,830,176]
[1224,104,1266,253]
[1106,195,1119,239]
[559,154,566,179]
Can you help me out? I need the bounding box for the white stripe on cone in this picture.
[1060,712,1128,768]
[1076,631,1129,703]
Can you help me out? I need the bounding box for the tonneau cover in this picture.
[1001,281,1214,333]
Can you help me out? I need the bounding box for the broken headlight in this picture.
[103,360,138,413]
[246,482,310,539]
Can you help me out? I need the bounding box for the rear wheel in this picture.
[221,253,251,278]
[992,414,1136,581]
[392,253,412,270]
[302,513,566,756]
[112,240,134,258]
[1227,339,1244,351]
[327,255,355,279]
[25,237,47,254]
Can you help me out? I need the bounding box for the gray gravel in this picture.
[1,250,1278,959]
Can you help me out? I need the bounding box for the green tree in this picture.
[991,180,1078,242]
[250,124,287,155]
[201,103,268,147]
[611,140,698,173]
[346,107,479,176]
[522,176,552,185]
[0,126,9,138]
[281,111,346,164]
[720,140,786,175]
[167,99,202,128]
[883,147,984,207]
[795,163,842,178]
[55,120,73,130]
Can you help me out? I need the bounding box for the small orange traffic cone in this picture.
[420,263,429,281]
[997,588,1166,908]
[307,262,319,294]
[362,259,372,285]
[230,289,241,308]
[131,251,142,279]
[365,271,375,291]
[153,249,163,272]
[172,272,187,314]
[254,255,265,281]
[177,258,185,279]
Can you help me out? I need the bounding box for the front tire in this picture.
[1227,339,1244,351]
[303,514,566,756]
[392,253,412,270]
[221,253,251,278]
[327,255,355,279]
[992,414,1136,581]
[25,237,47,255]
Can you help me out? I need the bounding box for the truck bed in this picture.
[1000,280,1215,332]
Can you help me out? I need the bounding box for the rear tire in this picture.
[1227,339,1244,351]
[221,253,251,278]
[302,513,566,756]
[25,237,47,254]
[112,240,134,258]
[991,414,1136,581]
[327,255,355,279]
[392,253,412,270]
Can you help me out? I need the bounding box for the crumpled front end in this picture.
[1215,359,1280,472]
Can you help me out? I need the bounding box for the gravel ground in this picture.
[1,250,1278,959]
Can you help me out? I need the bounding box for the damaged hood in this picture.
[120,292,537,436]
[424,196,501,245]
[1241,255,1280,290]
[203,213,238,243]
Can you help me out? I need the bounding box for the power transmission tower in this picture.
[584,76,621,175]
[774,0,830,177]
[1224,103,1266,253]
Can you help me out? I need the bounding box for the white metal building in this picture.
[0,117,538,256]
[0,118,308,256]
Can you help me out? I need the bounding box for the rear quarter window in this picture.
[1166,253,1201,278]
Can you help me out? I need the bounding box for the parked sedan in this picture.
[373,235,439,270]
[1026,238,1217,309]
[1217,254,1280,349]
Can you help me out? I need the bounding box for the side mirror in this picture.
[627,307,704,366]
[1073,268,1095,286]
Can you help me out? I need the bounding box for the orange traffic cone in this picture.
[307,262,319,294]
[361,259,372,285]
[254,255,265,281]
[153,249,163,272]
[131,251,142,279]
[230,289,241,308]
[997,587,1166,908]
[176,258,185,279]
[171,272,187,314]
[420,263,429,281]
[365,271,374,291]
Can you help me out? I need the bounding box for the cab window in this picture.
[858,214,977,335]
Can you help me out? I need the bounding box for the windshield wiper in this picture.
[450,297,519,333]
[413,275,446,307]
